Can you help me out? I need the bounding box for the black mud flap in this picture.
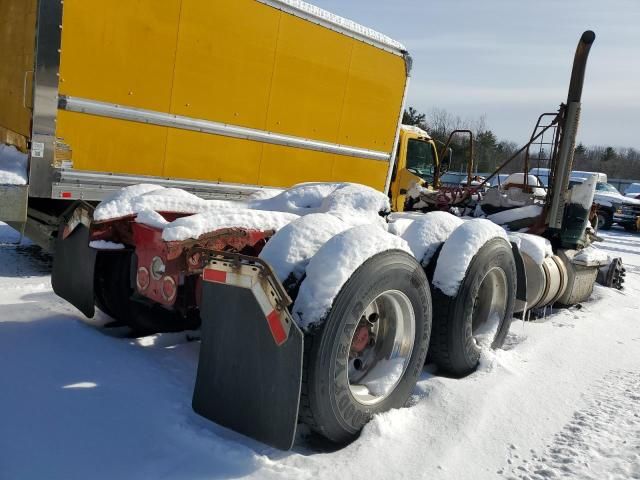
[193,280,304,450]
[52,224,97,318]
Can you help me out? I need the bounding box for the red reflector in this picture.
[202,269,227,284]
[61,192,72,198]
[266,310,287,346]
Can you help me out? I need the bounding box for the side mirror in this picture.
[440,148,453,174]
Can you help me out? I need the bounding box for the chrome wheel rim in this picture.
[347,290,415,406]
[472,267,508,348]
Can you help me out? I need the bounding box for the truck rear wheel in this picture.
[597,210,613,230]
[299,250,431,444]
[94,251,134,324]
[429,238,516,376]
[94,251,192,336]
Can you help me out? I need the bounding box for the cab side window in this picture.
[406,139,435,180]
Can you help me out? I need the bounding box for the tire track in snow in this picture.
[500,370,640,479]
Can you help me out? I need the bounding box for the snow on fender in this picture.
[432,219,509,297]
[429,219,516,376]
[400,211,464,266]
[293,224,411,330]
[259,213,350,284]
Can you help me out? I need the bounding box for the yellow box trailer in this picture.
[1,0,442,249]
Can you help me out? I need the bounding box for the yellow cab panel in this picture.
[390,126,439,211]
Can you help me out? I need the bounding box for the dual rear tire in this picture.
[299,240,517,443]
[428,238,517,376]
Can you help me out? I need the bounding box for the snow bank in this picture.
[573,246,610,266]
[401,211,463,265]
[259,213,350,283]
[433,219,508,296]
[0,144,28,185]
[509,232,552,265]
[487,205,542,226]
[293,225,411,329]
[161,210,299,242]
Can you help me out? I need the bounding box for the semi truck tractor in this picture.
[1,0,622,449]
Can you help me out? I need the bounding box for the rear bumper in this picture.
[0,185,28,223]
[614,205,640,225]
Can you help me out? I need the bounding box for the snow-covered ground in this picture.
[0,223,638,480]
[0,144,28,185]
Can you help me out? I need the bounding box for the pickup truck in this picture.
[569,177,640,231]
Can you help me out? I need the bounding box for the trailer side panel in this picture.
[55,0,407,191]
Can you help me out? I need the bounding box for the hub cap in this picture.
[347,290,415,405]
[472,267,508,348]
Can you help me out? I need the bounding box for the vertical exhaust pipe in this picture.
[547,31,596,231]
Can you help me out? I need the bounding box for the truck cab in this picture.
[389,126,440,211]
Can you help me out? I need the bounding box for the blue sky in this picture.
[312,0,640,149]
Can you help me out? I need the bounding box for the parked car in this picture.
[529,167,550,187]
[624,183,640,199]
[569,178,640,231]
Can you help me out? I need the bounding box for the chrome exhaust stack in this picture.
[547,31,596,233]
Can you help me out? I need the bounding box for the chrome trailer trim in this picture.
[257,0,407,56]
[52,169,282,202]
[29,0,63,198]
[59,96,392,163]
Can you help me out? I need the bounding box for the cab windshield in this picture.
[406,139,436,181]
[596,183,620,194]
[626,184,640,194]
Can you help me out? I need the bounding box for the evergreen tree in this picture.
[603,146,616,162]
[402,107,427,130]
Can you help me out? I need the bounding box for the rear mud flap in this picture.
[51,224,97,318]
[193,280,304,450]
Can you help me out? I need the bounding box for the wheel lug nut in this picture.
[354,358,363,370]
